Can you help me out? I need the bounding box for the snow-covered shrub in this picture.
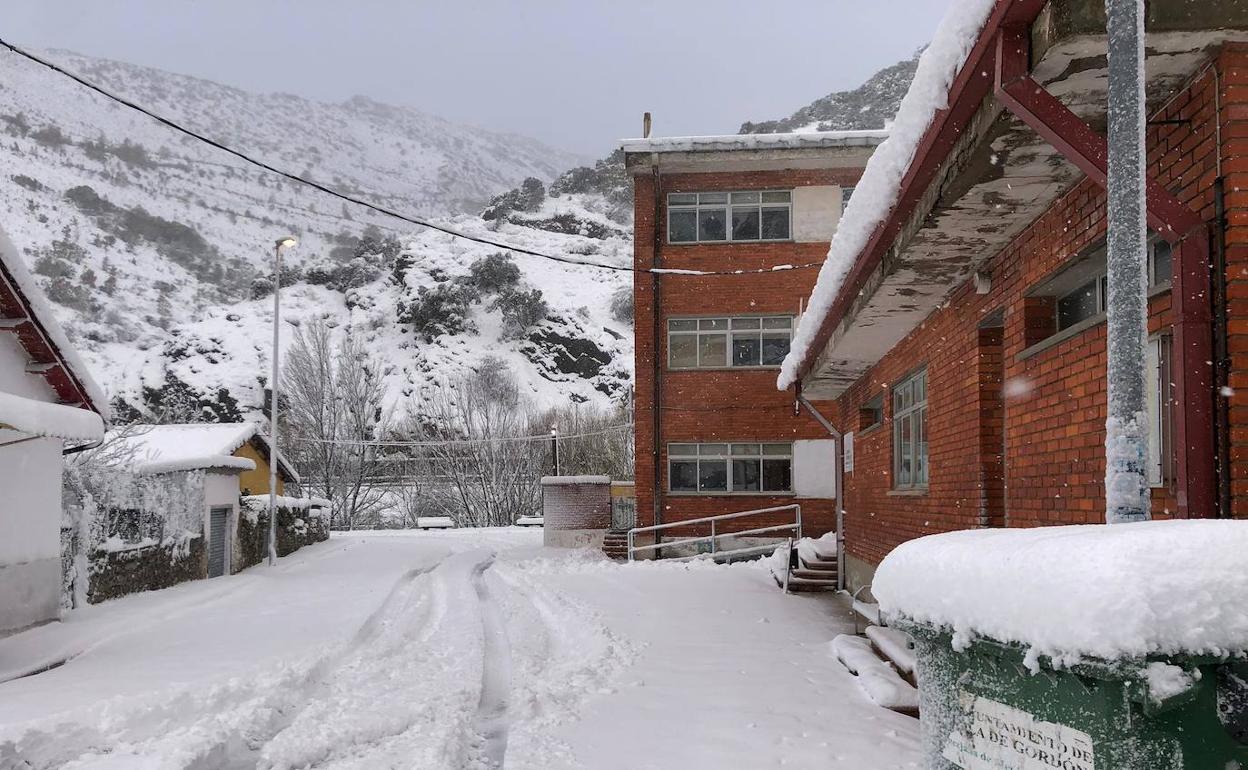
[494,287,549,340]
[463,252,521,295]
[481,177,545,220]
[399,283,478,342]
[610,285,633,324]
[328,257,381,292]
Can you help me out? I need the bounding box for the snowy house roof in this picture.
[0,223,109,425]
[107,422,300,481]
[621,130,888,175]
[780,0,1248,397]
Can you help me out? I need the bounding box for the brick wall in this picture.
[633,168,861,537]
[814,45,1248,573]
[542,478,611,546]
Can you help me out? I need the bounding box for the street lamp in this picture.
[268,236,297,566]
[550,424,559,476]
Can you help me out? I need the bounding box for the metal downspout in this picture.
[797,389,845,592]
[650,163,663,550]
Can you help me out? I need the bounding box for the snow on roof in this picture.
[778,0,997,390]
[873,520,1248,668]
[0,225,110,417]
[620,130,889,155]
[540,475,611,485]
[0,391,104,442]
[108,422,297,479]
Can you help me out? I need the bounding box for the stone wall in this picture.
[88,535,207,603]
[234,502,330,572]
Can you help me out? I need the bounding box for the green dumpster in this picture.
[870,520,1248,770]
[894,618,1248,770]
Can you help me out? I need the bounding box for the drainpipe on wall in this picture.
[1213,177,1231,518]
[796,388,845,592]
[650,163,664,550]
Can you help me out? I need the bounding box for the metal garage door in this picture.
[208,507,229,578]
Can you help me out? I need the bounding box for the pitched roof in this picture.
[107,422,299,481]
[0,224,109,418]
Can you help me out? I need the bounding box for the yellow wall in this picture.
[235,441,285,496]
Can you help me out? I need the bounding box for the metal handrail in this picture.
[627,503,801,562]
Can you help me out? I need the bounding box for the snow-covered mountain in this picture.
[2,46,914,424]
[0,48,627,420]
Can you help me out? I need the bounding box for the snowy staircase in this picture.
[601,531,629,561]
[769,536,839,592]
[830,624,919,718]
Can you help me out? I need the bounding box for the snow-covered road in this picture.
[0,530,920,769]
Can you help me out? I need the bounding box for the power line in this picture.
[288,422,634,448]
[0,40,823,279]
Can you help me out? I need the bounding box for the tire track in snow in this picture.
[466,554,511,769]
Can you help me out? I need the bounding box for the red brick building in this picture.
[781,0,1248,592]
[622,133,886,548]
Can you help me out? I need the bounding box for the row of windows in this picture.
[668,191,792,243]
[669,443,793,494]
[668,316,793,369]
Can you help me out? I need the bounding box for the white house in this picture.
[105,422,303,578]
[0,226,108,634]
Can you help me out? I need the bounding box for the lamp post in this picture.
[268,236,297,566]
[550,424,559,476]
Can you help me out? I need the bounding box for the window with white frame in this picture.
[668,443,793,494]
[667,191,792,243]
[668,316,794,369]
[1146,334,1174,488]
[892,369,928,489]
[1054,240,1173,332]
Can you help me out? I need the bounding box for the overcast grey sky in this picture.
[7,1,951,157]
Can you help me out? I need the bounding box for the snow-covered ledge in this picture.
[873,520,1248,670]
[0,391,104,443]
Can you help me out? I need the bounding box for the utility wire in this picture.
[0,40,823,278]
[288,422,634,448]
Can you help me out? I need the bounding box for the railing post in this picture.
[795,504,802,542]
[710,519,717,554]
[627,529,634,562]
[783,536,793,594]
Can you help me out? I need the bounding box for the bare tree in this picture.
[283,319,392,529]
[536,400,634,480]
[410,358,544,527]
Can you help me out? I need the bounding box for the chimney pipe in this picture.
[643,112,652,138]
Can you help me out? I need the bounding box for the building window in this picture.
[859,394,883,431]
[667,191,792,243]
[668,443,793,494]
[841,186,855,213]
[1146,334,1174,488]
[1052,240,1172,333]
[893,369,928,489]
[668,316,793,369]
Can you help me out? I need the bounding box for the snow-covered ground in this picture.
[0,529,919,769]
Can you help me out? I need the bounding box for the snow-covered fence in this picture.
[541,475,611,548]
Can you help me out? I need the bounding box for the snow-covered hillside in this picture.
[1,45,917,423]
[0,48,627,419]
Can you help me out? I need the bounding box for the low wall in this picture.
[541,475,611,548]
[88,536,206,603]
[235,498,330,572]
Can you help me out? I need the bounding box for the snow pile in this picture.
[874,521,1248,668]
[830,634,919,711]
[778,0,997,389]
[241,494,332,511]
[0,391,104,442]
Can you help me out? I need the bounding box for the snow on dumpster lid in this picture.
[0,391,105,442]
[540,475,611,485]
[873,520,1248,667]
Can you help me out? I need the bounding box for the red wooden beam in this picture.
[994,25,1204,242]
[995,24,1215,517]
